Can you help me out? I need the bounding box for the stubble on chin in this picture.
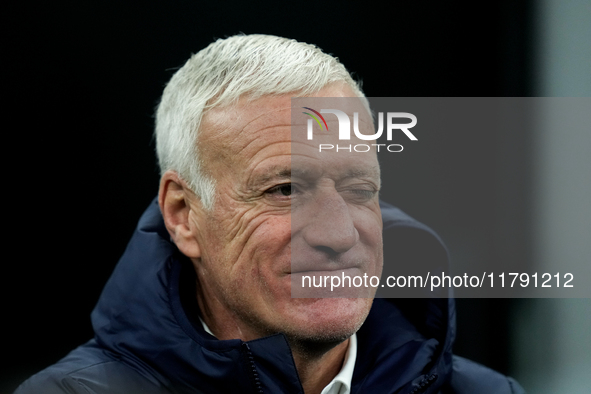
[281,298,372,359]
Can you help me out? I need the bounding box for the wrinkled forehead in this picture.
[200,97,293,144]
[197,90,378,178]
[202,98,374,141]
[199,83,366,140]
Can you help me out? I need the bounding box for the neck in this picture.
[199,303,350,393]
[290,338,349,394]
[195,278,351,393]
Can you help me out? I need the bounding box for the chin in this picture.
[275,298,370,358]
[282,297,372,343]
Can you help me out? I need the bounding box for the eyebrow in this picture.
[250,167,322,188]
[251,164,381,186]
[252,167,291,185]
[341,166,381,180]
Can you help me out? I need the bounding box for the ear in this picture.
[158,170,202,259]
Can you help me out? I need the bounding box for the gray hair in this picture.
[155,34,364,209]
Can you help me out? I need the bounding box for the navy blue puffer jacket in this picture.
[15,199,525,393]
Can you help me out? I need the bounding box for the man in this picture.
[16,34,524,393]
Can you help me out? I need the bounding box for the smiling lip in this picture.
[287,264,363,275]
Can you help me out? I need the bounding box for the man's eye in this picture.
[352,189,376,199]
[267,183,293,197]
[343,188,377,202]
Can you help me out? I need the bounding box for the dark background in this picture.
[3,1,534,392]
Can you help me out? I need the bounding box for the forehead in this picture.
[200,83,358,143]
[198,85,379,178]
[199,96,291,156]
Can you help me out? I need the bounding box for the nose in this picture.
[301,189,359,255]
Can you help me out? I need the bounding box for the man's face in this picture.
[188,84,383,343]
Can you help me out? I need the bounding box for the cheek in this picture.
[353,206,383,244]
[253,215,291,251]
[209,212,291,284]
[354,207,384,273]
[244,215,291,274]
[235,217,292,304]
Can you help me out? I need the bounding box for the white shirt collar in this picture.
[320,333,357,394]
[199,317,356,394]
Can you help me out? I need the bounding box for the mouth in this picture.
[289,267,377,298]
[287,259,365,275]
[288,266,364,276]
